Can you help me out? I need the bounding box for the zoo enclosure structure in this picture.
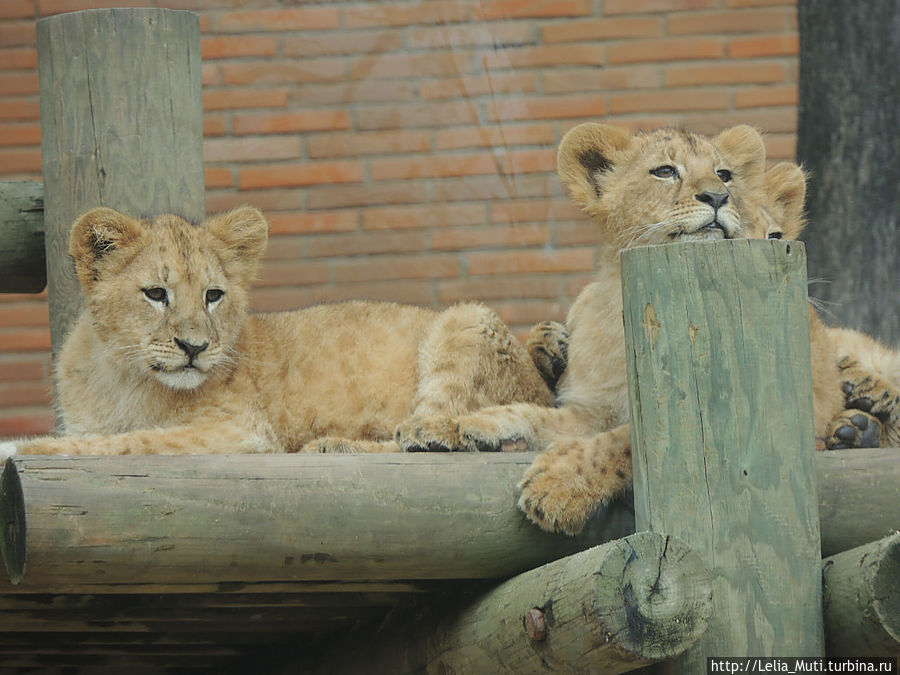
[0,8,897,672]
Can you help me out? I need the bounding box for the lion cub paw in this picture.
[527,320,569,390]
[300,437,361,454]
[825,410,883,450]
[395,416,465,452]
[517,437,628,536]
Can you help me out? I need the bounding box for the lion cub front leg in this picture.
[526,320,569,390]
[518,424,633,536]
[825,357,900,448]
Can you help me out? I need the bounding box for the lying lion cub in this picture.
[0,206,552,458]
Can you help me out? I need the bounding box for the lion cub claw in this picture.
[395,416,466,452]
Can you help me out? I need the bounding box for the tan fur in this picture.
[2,207,552,458]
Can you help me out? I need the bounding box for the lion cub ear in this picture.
[69,207,143,290]
[205,206,269,284]
[765,162,808,240]
[557,123,632,211]
[714,125,766,183]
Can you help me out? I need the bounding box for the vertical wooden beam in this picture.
[36,8,204,381]
[622,240,825,665]
[0,181,45,293]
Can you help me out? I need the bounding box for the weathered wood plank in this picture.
[823,533,900,657]
[37,8,204,362]
[0,181,45,293]
[1,454,635,592]
[312,532,712,674]
[623,240,825,663]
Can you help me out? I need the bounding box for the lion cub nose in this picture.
[174,338,209,359]
[695,191,729,210]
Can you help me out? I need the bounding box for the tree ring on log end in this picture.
[870,534,900,644]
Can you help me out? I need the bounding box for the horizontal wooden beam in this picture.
[0,181,45,294]
[1,449,895,594]
[311,532,712,674]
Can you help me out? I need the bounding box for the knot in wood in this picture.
[523,607,548,641]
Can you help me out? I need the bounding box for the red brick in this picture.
[371,154,498,181]
[290,81,417,107]
[407,23,533,49]
[212,8,339,32]
[0,122,40,146]
[0,359,48,382]
[467,248,594,275]
[233,111,350,135]
[610,89,731,114]
[438,276,561,303]
[667,9,795,35]
[282,30,404,57]
[542,17,663,42]
[0,412,54,438]
[434,174,557,202]
[419,73,537,101]
[0,98,39,121]
[349,52,472,80]
[203,88,288,111]
[356,102,480,130]
[0,303,48,328]
[250,281,435,312]
[664,62,785,86]
[728,34,799,58]
[308,130,431,159]
[38,0,146,14]
[0,328,51,352]
[257,260,329,288]
[486,95,607,122]
[0,0,33,20]
[502,148,556,174]
[482,44,605,71]
[0,72,38,96]
[608,38,724,64]
[265,211,359,236]
[495,300,567,327]
[0,382,50,408]
[0,48,36,70]
[490,199,583,224]
[430,223,550,251]
[201,36,279,60]
[205,189,306,214]
[604,0,718,13]
[0,147,41,173]
[0,22,35,47]
[305,232,428,259]
[764,134,796,161]
[204,137,302,163]
[542,66,660,94]
[238,161,364,190]
[221,60,346,86]
[203,114,228,137]
[361,203,486,230]
[474,0,592,20]
[680,108,797,134]
[333,255,459,283]
[735,85,797,109]
[434,124,555,151]
[556,222,608,247]
[308,184,430,211]
[205,167,233,190]
[726,0,795,6]
[201,63,221,87]
[342,2,470,29]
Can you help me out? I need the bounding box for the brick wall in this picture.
[0,0,799,438]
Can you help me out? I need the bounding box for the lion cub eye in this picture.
[716,169,733,183]
[205,289,225,305]
[143,287,168,305]
[650,165,678,179]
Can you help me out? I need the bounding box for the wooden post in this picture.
[822,533,900,656]
[311,532,713,674]
[622,240,825,663]
[0,182,45,293]
[36,8,204,365]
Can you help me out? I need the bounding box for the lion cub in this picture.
[0,207,552,458]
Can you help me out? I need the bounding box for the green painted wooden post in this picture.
[622,240,825,664]
[36,8,204,375]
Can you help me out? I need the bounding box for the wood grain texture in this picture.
[822,533,900,657]
[0,181,45,293]
[312,532,712,674]
[622,240,825,663]
[36,8,204,363]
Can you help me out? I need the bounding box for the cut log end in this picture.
[0,459,26,585]
[594,532,713,661]
[869,534,900,645]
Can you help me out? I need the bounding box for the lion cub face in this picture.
[69,206,269,390]
[557,124,768,249]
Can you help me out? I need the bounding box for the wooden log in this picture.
[0,454,635,593]
[822,533,900,657]
[37,8,204,362]
[622,240,825,664]
[311,532,712,674]
[0,181,45,293]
